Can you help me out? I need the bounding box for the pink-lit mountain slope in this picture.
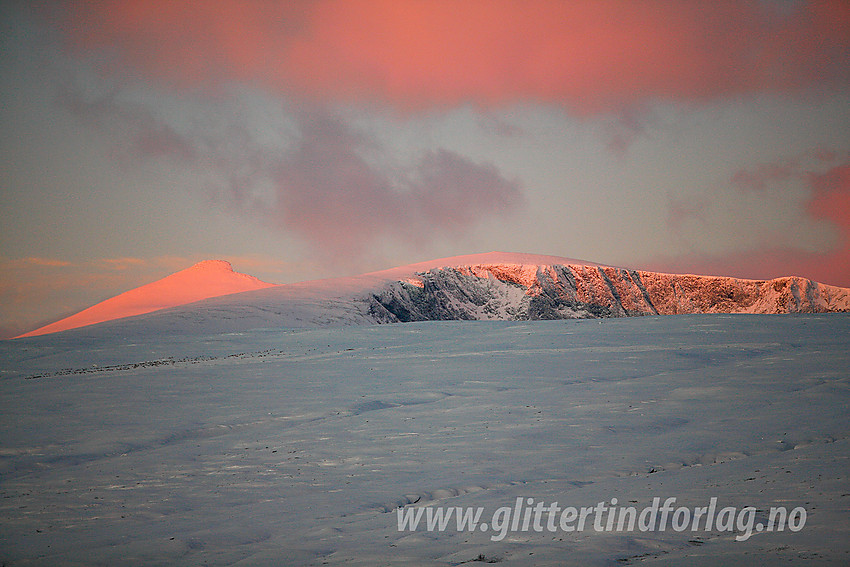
[371,262,850,322]
[16,260,275,338]
[14,252,850,339]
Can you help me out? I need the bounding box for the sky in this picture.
[2,0,850,338]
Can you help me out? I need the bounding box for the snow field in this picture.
[1,314,848,565]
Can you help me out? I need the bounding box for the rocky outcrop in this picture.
[19,255,849,339]
[368,263,850,322]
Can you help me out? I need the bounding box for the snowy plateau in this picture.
[1,252,849,565]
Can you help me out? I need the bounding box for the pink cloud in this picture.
[22,257,73,267]
[652,160,850,287]
[269,114,523,258]
[43,0,850,113]
[808,163,850,224]
[731,159,801,193]
[61,85,524,260]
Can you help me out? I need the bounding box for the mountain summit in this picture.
[14,252,850,338]
[16,260,275,338]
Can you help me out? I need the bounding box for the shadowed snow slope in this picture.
[14,252,850,339]
[16,260,275,338]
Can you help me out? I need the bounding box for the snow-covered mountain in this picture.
[3,255,850,565]
[17,252,849,339]
[16,260,274,338]
[370,262,850,322]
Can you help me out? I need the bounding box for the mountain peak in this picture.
[16,260,275,338]
[188,259,235,272]
[14,252,850,339]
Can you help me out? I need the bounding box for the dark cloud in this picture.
[269,113,523,258]
[61,87,522,259]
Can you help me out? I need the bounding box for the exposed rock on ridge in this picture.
[368,263,850,323]
[14,254,849,339]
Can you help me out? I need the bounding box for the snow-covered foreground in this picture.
[1,315,849,565]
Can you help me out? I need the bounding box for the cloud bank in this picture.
[48,0,850,112]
